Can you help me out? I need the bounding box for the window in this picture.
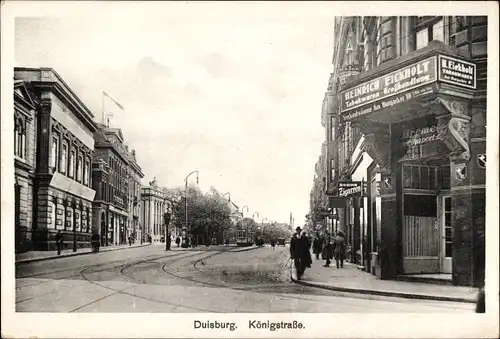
[69,149,76,178]
[77,156,83,182]
[49,201,56,229]
[60,144,68,174]
[14,117,26,159]
[51,137,58,169]
[415,17,444,50]
[84,159,90,185]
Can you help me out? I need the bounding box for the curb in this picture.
[15,243,152,264]
[228,246,260,253]
[291,278,476,304]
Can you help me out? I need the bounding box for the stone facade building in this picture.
[15,67,97,251]
[140,179,173,243]
[14,79,37,252]
[91,125,132,246]
[323,16,487,287]
[127,149,144,244]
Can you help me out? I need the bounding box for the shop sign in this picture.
[340,56,437,115]
[438,55,476,90]
[402,124,447,147]
[338,181,366,197]
[477,154,486,168]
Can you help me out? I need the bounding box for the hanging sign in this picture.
[477,154,486,168]
[438,55,476,90]
[338,181,366,197]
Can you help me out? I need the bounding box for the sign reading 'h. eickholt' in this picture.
[338,181,366,197]
[340,54,477,122]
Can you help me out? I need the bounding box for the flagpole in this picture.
[101,91,105,125]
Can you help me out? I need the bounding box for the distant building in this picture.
[13,79,37,252]
[140,179,172,243]
[127,149,144,244]
[15,67,98,251]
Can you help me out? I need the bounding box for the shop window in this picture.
[51,137,58,169]
[403,164,438,190]
[60,144,68,174]
[414,16,444,50]
[437,165,451,190]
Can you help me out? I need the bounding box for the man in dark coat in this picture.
[55,231,63,255]
[290,227,311,280]
[333,231,346,268]
[312,234,323,260]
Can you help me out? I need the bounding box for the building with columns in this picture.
[14,67,97,251]
[140,179,173,243]
[322,16,486,287]
[14,79,37,252]
[91,125,131,246]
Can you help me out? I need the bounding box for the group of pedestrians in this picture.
[289,226,346,280]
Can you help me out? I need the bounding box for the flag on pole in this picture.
[103,90,124,110]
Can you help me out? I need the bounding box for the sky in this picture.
[14,2,336,224]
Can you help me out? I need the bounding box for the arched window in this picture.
[14,117,26,159]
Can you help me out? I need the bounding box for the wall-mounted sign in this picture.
[338,181,366,197]
[455,163,467,181]
[340,56,437,114]
[402,124,447,147]
[438,55,476,90]
[477,154,486,168]
[339,54,477,122]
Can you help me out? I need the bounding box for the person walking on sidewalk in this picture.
[333,231,346,269]
[312,234,323,260]
[55,231,63,256]
[290,227,311,280]
[322,233,334,267]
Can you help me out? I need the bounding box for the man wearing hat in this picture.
[290,226,311,280]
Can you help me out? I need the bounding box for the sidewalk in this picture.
[15,242,151,264]
[292,258,478,304]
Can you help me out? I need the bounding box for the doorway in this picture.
[441,196,452,274]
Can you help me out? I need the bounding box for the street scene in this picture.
[7,3,493,323]
[16,244,475,313]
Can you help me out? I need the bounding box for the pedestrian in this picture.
[270,239,276,251]
[333,231,346,268]
[176,236,180,247]
[129,236,133,246]
[55,230,63,255]
[290,227,311,280]
[91,233,100,253]
[322,233,334,267]
[312,234,323,260]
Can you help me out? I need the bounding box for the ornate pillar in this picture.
[435,95,484,286]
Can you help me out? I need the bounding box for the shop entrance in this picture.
[440,195,453,274]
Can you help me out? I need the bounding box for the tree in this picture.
[166,185,234,245]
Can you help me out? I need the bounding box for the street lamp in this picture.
[184,170,199,248]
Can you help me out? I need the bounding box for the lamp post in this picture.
[164,211,171,251]
[184,170,199,248]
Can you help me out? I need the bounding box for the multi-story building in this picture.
[92,125,131,246]
[140,179,172,243]
[14,79,37,252]
[324,16,487,287]
[15,67,97,251]
[126,148,144,244]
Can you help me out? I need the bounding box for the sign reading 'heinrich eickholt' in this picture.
[340,54,477,122]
